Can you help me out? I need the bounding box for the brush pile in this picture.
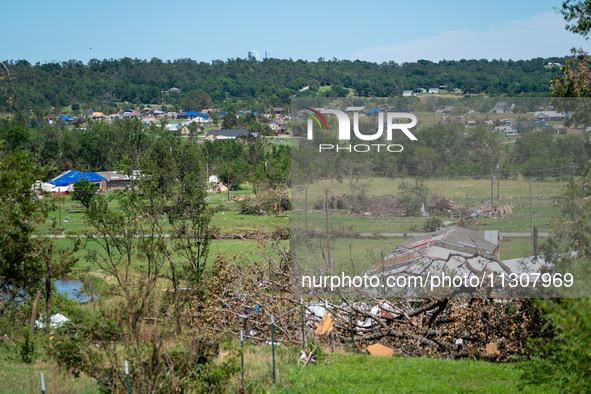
[187,243,544,360]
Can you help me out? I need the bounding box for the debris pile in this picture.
[189,249,543,360]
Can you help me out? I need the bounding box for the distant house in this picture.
[490,102,515,114]
[515,120,533,132]
[273,107,284,117]
[91,111,107,120]
[417,88,427,93]
[165,123,189,134]
[466,120,477,128]
[346,106,365,112]
[434,105,453,114]
[368,108,383,114]
[166,87,181,93]
[533,111,568,122]
[48,171,107,194]
[123,110,141,118]
[364,227,502,280]
[402,90,413,97]
[148,109,166,118]
[97,171,138,190]
[428,88,439,94]
[205,129,251,140]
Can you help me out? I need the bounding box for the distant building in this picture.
[248,51,259,61]
[533,111,568,122]
[434,105,454,114]
[97,171,138,190]
[490,102,515,114]
[402,90,413,97]
[205,129,251,140]
[166,87,181,94]
[48,171,108,194]
[364,227,502,280]
[346,106,365,112]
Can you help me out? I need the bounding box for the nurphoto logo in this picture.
[305,107,418,153]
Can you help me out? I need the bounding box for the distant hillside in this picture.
[1,56,564,112]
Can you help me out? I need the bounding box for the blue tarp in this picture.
[184,111,198,117]
[59,116,75,121]
[196,112,210,117]
[368,108,382,114]
[48,171,106,187]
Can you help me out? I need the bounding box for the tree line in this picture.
[0,115,290,186]
[1,56,564,114]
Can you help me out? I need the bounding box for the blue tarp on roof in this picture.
[196,112,210,117]
[368,108,382,114]
[59,116,75,121]
[184,111,198,117]
[48,171,107,187]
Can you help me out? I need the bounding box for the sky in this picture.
[1,0,589,65]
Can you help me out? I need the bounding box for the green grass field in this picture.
[0,348,100,394]
[295,177,567,201]
[276,353,557,394]
[0,344,556,394]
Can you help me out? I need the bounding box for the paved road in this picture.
[361,232,550,238]
[37,232,550,239]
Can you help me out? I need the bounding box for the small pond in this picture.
[54,279,96,303]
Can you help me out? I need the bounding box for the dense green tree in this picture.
[71,178,99,208]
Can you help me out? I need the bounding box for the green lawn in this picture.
[0,349,100,394]
[1,343,555,394]
[275,354,557,394]
[294,178,567,201]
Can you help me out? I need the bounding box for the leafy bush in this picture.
[20,326,34,363]
[238,183,290,215]
[520,298,591,393]
[423,217,443,232]
[398,179,430,217]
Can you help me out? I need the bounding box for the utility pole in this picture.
[530,177,533,242]
[490,169,494,217]
[305,187,308,231]
[58,192,62,235]
[325,189,332,274]
[224,161,231,202]
[58,152,63,235]
[497,164,500,199]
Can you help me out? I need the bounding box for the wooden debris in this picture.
[315,313,334,336]
[366,343,395,357]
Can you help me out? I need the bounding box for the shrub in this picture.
[20,326,34,364]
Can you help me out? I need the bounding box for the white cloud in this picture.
[350,12,591,63]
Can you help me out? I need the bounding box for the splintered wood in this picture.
[315,313,334,336]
